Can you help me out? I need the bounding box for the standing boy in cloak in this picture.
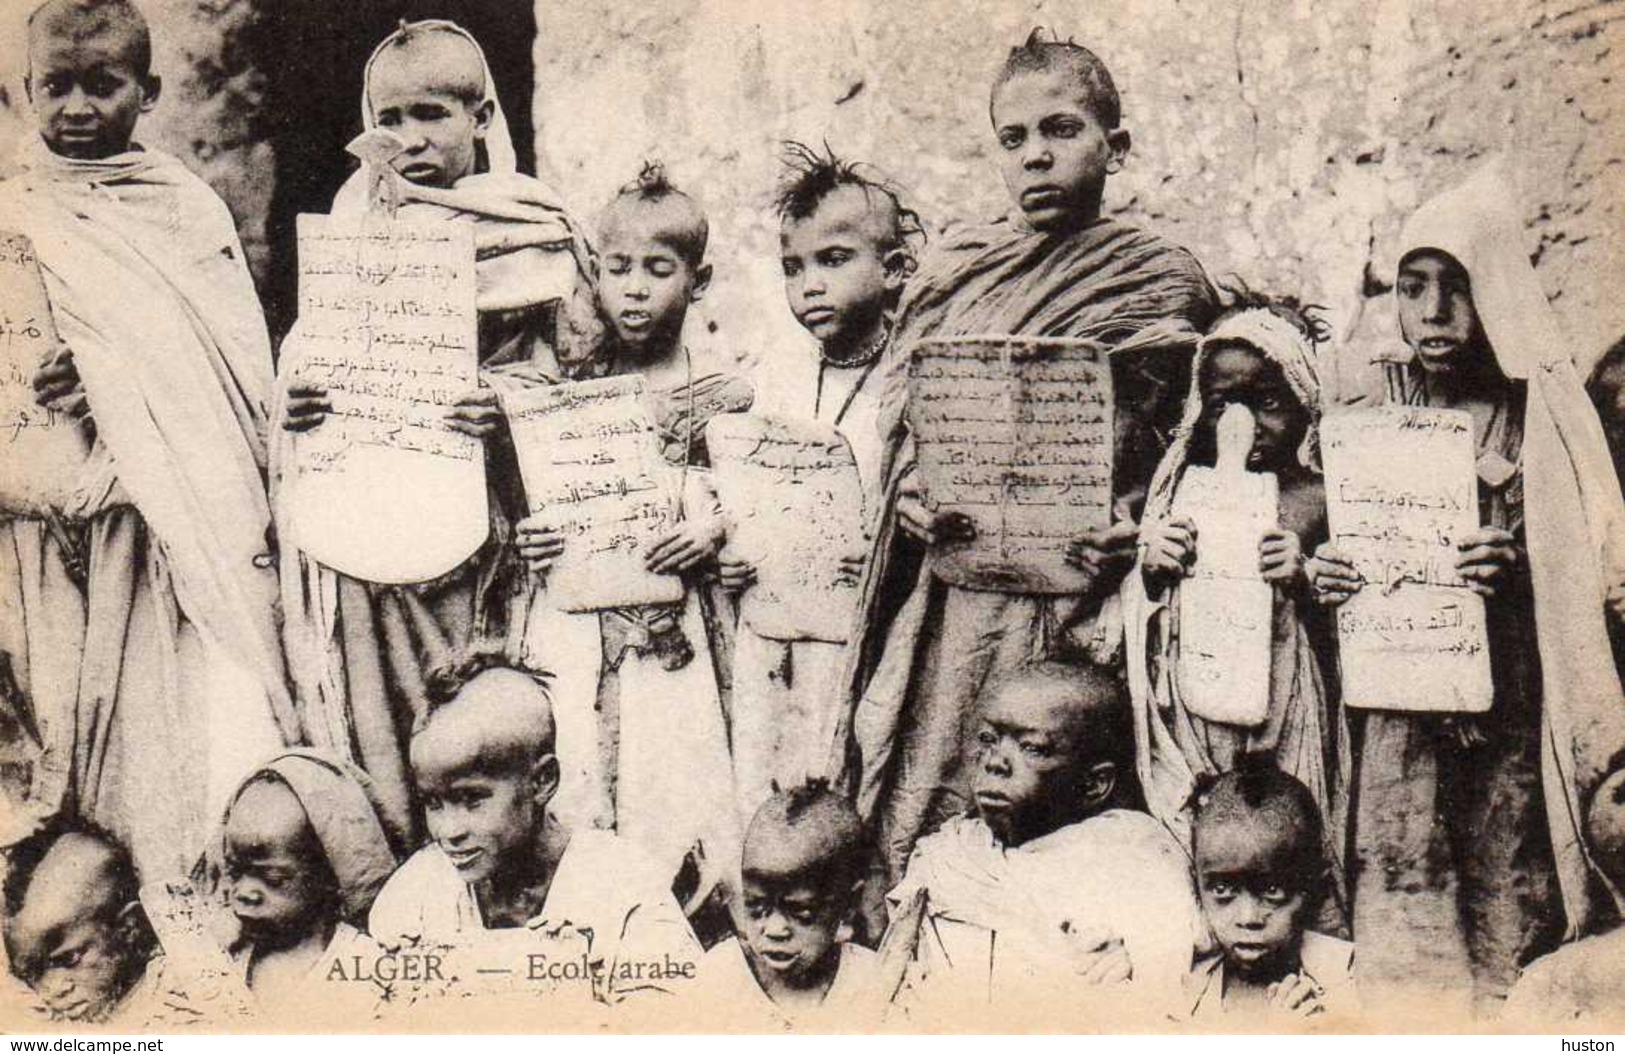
[1308,168,1625,1011]
[276,20,604,841]
[846,29,1217,882]
[3,0,295,880]
[511,165,749,879]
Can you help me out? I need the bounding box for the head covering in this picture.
[1124,305,1345,872]
[358,19,517,176]
[224,750,399,923]
[1141,305,1324,525]
[329,19,587,314]
[1391,164,1625,936]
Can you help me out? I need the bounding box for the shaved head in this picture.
[599,161,709,268]
[742,781,866,894]
[983,660,1130,769]
[6,831,130,940]
[413,664,556,781]
[1193,762,1325,894]
[3,824,152,1019]
[368,24,485,109]
[28,0,151,78]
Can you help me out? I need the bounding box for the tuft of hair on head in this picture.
[744,778,868,893]
[28,0,153,80]
[1193,755,1326,892]
[416,645,556,779]
[3,817,139,922]
[774,140,925,259]
[605,159,710,267]
[422,643,552,713]
[992,27,1121,130]
[1212,277,1332,348]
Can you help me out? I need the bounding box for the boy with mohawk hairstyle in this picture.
[845,29,1217,883]
[2,0,296,880]
[514,162,749,879]
[720,142,924,814]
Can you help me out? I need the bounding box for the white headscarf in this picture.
[330,19,588,315]
[1142,305,1325,524]
[364,20,517,176]
[1393,164,1625,936]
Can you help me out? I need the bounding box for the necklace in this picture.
[819,324,891,369]
[817,326,890,428]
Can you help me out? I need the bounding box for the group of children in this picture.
[4,0,1625,1032]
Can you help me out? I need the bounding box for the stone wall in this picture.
[1,0,1619,393]
[532,0,1625,400]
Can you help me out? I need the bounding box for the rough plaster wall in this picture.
[0,0,1616,388]
[0,0,272,273]
[533,0,1624,405]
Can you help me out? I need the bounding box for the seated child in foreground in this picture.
[1185,761,1356,1025]
[220,752,398,1020]
[699,781,881,1028]
[367,652,702,1012]
[1502,768,1625,1030]
[2,821,172,1025]
[886,661,1205,1027]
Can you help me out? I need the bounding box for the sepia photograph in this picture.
[0,0,1622,1038]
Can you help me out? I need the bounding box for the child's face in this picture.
[368,53,488,189]
[991,69,1126,233]
[1196,344,1310,472]
[26,27,156,160]
[223,779,338,947]
[780,185,899,351]
[971,685,1092,846]
[738,871,845,989]
[5,837,141,1022]
[1194,817,1311,980]
[411,731,542,886]
[1397,251,1487,377]
[598,212,705,354]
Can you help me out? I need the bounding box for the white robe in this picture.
[886,810,1206,1028]
[695,937,883,1031]
[368,826,701,1011]
[730,341,897,815]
